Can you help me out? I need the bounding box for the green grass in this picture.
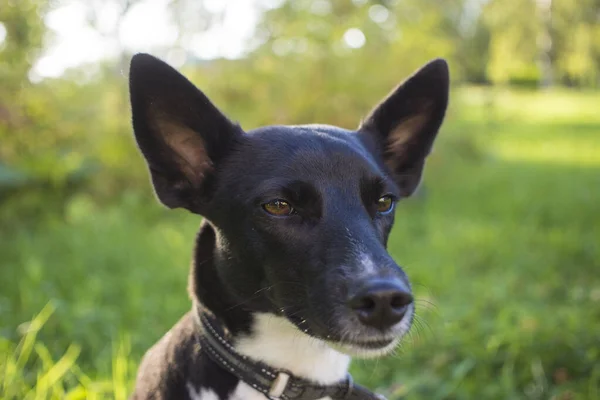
[2,88,599,399]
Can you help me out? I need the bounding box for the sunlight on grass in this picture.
[457,87,600,123]
[454,87,600,167]
[491,136,600,166]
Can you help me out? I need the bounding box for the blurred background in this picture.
[1,0,599,399]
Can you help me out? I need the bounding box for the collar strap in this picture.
[197,312,387,400]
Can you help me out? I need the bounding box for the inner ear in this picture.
[153,117,212,188]
[386,113,430,159]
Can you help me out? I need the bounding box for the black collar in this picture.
[195,310,387,400]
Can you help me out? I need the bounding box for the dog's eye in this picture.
[376,195,394,214]
[263,200,294,216]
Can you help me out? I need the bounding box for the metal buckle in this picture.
[268,372,290,399]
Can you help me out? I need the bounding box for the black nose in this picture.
[348,280,413,330]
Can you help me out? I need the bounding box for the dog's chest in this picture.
[188,381,331,400]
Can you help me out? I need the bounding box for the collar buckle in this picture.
[268,371,290,399]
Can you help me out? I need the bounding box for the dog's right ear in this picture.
[129,53,241,211]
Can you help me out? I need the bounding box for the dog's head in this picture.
[129,54,448,357]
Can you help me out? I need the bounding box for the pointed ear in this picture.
[129,53,241,211]
[359,59,449,197]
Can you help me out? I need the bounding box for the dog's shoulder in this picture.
[130,312,197,399]
[130,312,240,400]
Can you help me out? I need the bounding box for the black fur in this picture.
[129,53,449,399]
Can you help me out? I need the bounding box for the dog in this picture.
[128,53,449,400]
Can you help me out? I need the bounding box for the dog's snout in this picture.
[348,280,413,330]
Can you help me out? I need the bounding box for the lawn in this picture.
[1,88,599,399]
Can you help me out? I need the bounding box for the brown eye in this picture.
[263,200,294,216]
[376,195,394,214]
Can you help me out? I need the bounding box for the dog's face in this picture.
[129,54,448,357]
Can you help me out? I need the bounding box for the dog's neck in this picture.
[233,312,351,384]
[190,221,351,384]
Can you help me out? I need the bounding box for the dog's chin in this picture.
[327,337,400,358]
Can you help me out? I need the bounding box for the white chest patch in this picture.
[186,382,219,400]
[228,381,331,400]
[227,381,265,400]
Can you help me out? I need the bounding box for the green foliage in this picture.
[2,89,600,399]
[1,0,599,222]
[0,0,46,87]
[551,0,600,87]
[483,0,542,86]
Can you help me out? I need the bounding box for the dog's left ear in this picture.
[359,59,449,197]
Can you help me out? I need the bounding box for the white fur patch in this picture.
[234,313,351,385]
[229,381,331,400]
[228,381,272,400]
[359,252,377,274]
[186,382,219,400]
[228,381,263,399]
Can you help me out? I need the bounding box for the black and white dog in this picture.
[128,54,449,400]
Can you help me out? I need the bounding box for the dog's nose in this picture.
[348,280,413,330]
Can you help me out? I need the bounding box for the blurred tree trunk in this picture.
[536,0,554,87]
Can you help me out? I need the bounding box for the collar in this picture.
[195,310,387,400]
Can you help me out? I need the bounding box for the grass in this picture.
[1,87,599,399]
